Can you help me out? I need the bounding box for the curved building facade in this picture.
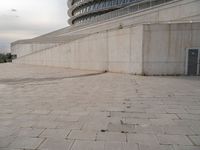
[67,0,144,25]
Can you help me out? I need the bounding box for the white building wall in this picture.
[11,43,60,58]
[107,26,143,74]
[13,26,144,74]
[108,28,131,73]
[143,23,200,75]
[13,23,200,75]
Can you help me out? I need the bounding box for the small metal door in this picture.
[187,49,199,75]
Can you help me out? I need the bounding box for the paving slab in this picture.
[139,144,173,150]
[103,142,139,150]
[0,136,16,148]
[13,128,44,138]
[127,133,159,145]
[96,132,126,142]
[163,126,195,135]
[38,138,74,150]
[71,140,104,150]
[9,137,44,149]
[67,130,97,140]
[173,145,200,150]
[189,136,200,146]
[157,134,193,145]
[40,129,70,139]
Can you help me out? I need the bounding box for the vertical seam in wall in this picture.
[168,24,171,63]
[190,23,193,47]
[167,24,171,74]
[129,27,132,73]
[141,25,144,75]
[106,30,109,71]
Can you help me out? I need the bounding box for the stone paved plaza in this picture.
[0,64,200,150]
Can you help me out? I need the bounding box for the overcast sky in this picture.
[0,0,69,53]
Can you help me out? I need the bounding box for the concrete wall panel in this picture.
[143,23,200,75]
[108,28,131,73]
[130,25,144,75]
[13,26,144,74]
[12,43,60,58]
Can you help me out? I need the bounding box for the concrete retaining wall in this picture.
[11,43,61,58]
[13,26,144,74]
[143,23,200,75]
[13,23,200,75]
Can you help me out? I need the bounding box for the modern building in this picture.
[11,0,200,75]
[67,0,144,25]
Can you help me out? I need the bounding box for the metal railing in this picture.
[70,0,176,25]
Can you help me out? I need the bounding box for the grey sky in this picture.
[0,0,69,53]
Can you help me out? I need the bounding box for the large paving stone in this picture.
[173,145,200,150]
[163,126,195,135]
[13,128,44,138]
[71,140,104,150]
[189,136,200,146]
[139,144,173,150]
[0,136,16,148]
[67,130,97,140]
[127,133,159,145]
[9,137,44,149]
[38,138,73,150]
[104,142,139,150]
[97,132,126,142]
[157,135,193,145]
[40,129,70,139]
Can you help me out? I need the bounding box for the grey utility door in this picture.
[187,49,199,75]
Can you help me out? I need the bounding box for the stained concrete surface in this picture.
[0,63,200,150]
